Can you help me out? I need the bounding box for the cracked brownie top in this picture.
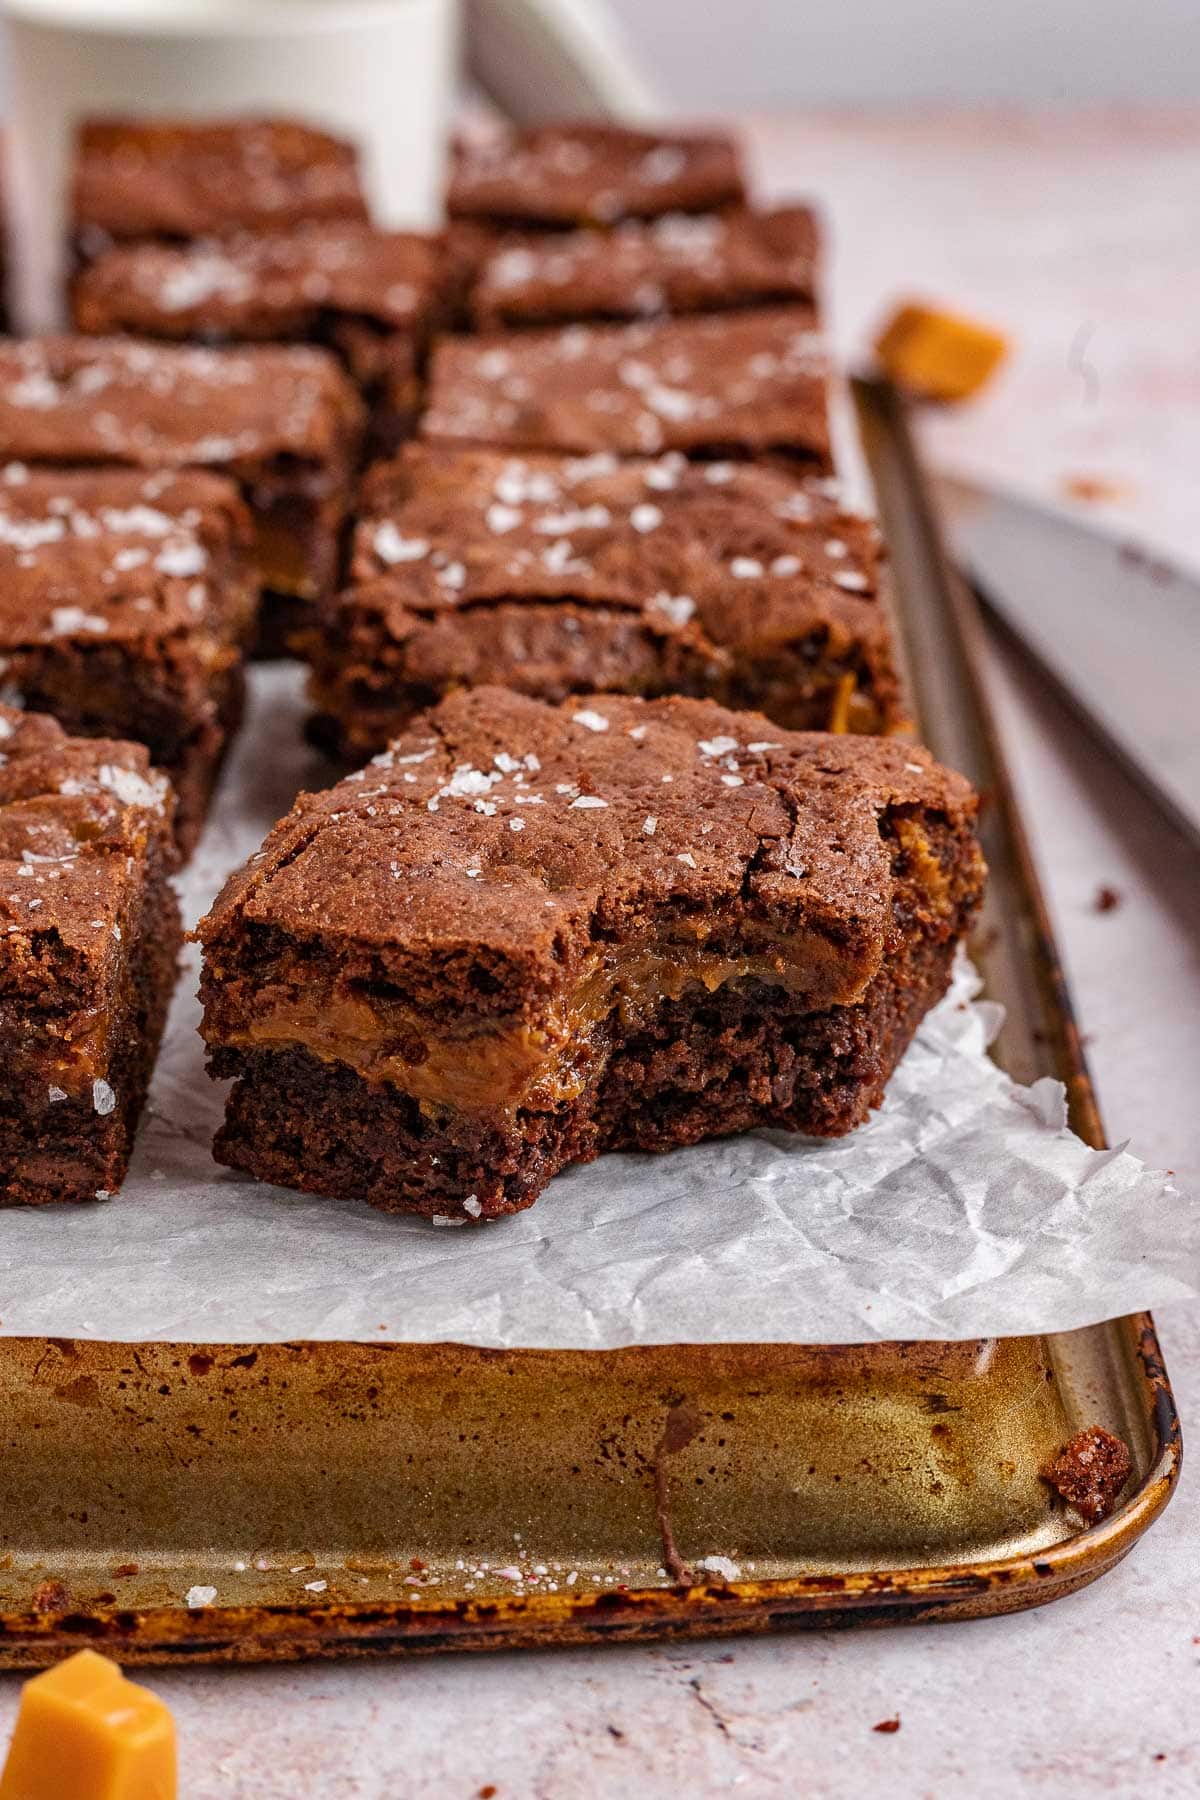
[468,206,820,330]
[0,337,364,478]
[73,116,369,248]
[0,464,254,649]
[447,123,746,227]
[421,307,830,463]
[199,686,982,1028]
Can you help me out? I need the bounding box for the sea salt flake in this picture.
[650,592,695,628]
[463,1195,483,1218]
[571,709,609,732]
[630,503,662,533]
[486,502,522,534]
[155,540,206,578]
[185,1585,217,1610]
[373,523,429,564]
[570,795,608,809]
[642,816,657,835]
[677,852,697,868]
[50,606,108,636]
[730,556,763,579]
[833,570,869,592]
[698,736,738,757]
[92,1079,116,1115]
[699,1555,742,1582]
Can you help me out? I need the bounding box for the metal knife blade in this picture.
[937,475,1200,848]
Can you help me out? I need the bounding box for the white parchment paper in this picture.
[0,665,1194,1346]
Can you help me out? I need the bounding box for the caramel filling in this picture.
[220,933,875,1117]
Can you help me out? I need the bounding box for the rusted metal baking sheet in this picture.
[0,379,1178,1665]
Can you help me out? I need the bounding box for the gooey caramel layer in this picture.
[217,929,876,1116]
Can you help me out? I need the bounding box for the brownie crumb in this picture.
[1041,1425,1132,1523]
[1093,884,1122,913]
[873,1718,901,1735]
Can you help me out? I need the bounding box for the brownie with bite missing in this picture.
[0,464,256,854]
[0,337,364,654]
[421,307,830,466]
[0,707,181,1205]
[197,687,984,1221]
[302,445,903,760]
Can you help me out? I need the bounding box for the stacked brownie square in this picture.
[197,121,986,1224]
[0,706,181,1204]
[0,462,256,855]
[69,116,444,460]
[0,334,364,654]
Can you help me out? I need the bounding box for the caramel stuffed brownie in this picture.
[0,707,181,1205]
[0,465,256,855]
[72,224,446,453]
[421,307,830,466]
[197,688,984,1221]
[71,116,369,263]
[447,123,747,230]
[0,337,364,653]
[468,207,820,331]
[303,446,902,759]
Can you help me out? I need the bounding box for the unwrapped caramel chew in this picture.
[0,1649,176,1800]
[874,301,1008,402]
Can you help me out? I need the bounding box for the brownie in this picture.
[0,464,256,855]
[0,337,365,654]
[72,116,369,262]
[447,123,746,229]
[0,706,181,1205]
[421,307,830,466]
[1041,1427,1132,1524]
[468,207,820,331]
[302,446,902,760]
[71,224,445,453]
[197,687,985,1221]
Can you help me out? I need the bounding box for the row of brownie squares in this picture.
[0,119,984,1218]
[0,118,894,866]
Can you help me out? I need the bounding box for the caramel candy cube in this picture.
[874,301,1008,401]
[0,1650,176,1800]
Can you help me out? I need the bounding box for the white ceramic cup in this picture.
[3,0,460,330]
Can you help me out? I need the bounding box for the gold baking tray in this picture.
[0,380,1178,1666]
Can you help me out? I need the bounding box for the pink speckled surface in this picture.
[1,111,1197,1798]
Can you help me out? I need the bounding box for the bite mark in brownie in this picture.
[447,123,746,229]
[71,224,447,455]
[197,688,985,1221]
[302,445,903,758]
[0,337,365,653]
[72,116,369,262]
[0,707,181,1204]
[468,207,820,331]
[0,464,256,854]
[421,307,830,466]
